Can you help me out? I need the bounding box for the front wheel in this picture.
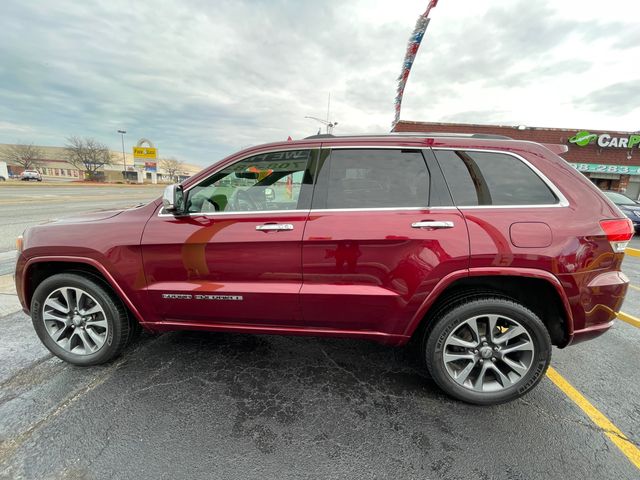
[31,273,130,366]
[423,297,551,405]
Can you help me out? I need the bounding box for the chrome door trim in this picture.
[256,223,294,231]
[411,221,455,229]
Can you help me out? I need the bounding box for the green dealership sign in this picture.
[568,130,640,149]
[569,162,640,175]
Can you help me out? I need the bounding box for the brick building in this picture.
[394,121,640,200]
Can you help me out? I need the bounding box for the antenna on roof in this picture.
[305,93,338,134]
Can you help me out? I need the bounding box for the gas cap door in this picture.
[509,222,552,248]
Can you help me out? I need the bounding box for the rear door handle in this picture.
[411,221,455,229]
[256,223,294,231]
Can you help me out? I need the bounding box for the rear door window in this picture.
[434,150,558,206]
[313,149,430,209]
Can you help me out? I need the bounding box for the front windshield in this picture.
[604,191,636,205]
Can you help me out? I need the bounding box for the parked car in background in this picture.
[20,170,42,182]
[603,191,640,233]
[14,133,633,405]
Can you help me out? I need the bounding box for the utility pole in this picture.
[117,130,127,180]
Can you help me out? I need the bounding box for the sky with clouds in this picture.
[1,0,639,165]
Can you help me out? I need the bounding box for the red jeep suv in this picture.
[15,133,633,404]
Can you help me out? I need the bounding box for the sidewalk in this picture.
[0,272,22,317]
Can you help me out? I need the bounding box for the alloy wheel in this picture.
[442,314,535,392]
[42,287,109,355]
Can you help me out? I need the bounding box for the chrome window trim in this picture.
[430,147,570,209]
[157,206,459,217]
[322,145,569,209]
[158,208,310,218]
[170,145,569,216]
[316,207,424,213]
[309,206,455,213]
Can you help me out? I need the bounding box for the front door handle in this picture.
[256,223,294,231]
[411,221,455,229]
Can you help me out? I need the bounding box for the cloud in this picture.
[0,0,639,165]
[580,80,640,116]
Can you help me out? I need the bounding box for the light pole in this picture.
[117,130,127,180]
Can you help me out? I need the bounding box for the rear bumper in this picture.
[559,270,628,347]
[567,320,614,346]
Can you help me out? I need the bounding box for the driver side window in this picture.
[186,149,315,213]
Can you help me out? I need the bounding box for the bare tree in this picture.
[159,157,185,182]
[64,136,114,181]
[0,142,45,170]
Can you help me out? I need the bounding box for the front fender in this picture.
[18,255,155,328]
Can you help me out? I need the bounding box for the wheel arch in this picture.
[406,268,574,347]
[22,256,147,326]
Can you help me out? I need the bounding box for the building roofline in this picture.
[395,120,640,136]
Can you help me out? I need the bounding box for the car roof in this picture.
[304,132,513,140]
[243,132,556,155]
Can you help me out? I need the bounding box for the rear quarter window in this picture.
[434,150,558,206]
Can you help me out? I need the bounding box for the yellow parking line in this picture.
[629,284,640,292]
[626,248,640,257]
[546,366,640,470]
[618,311,640,328]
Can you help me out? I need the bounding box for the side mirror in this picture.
[162,184,186,215]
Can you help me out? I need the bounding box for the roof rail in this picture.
[468,133,513,140]
[303,132,512,140]
[388,132,514,140]
[303,133,336,139]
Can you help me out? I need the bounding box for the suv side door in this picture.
[141,148,319,327]
[300,147,469,339]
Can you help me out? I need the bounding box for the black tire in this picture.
[126,313,143,344]
[423,296,551,405]
[31,273,130,366]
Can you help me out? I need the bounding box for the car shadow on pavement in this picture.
[127,330,440,405]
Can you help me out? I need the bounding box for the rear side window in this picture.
[435,150,558,206]
[314,149,430,209]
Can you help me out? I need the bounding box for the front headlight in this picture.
[16,235,23,253]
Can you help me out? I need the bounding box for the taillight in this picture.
[599,218,634,252]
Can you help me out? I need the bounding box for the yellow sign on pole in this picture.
[132,147,158,159]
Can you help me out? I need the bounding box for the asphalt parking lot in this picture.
[0,184,639,479]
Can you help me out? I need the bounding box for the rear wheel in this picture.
[423,297,551,405]
[31,273,130,366]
